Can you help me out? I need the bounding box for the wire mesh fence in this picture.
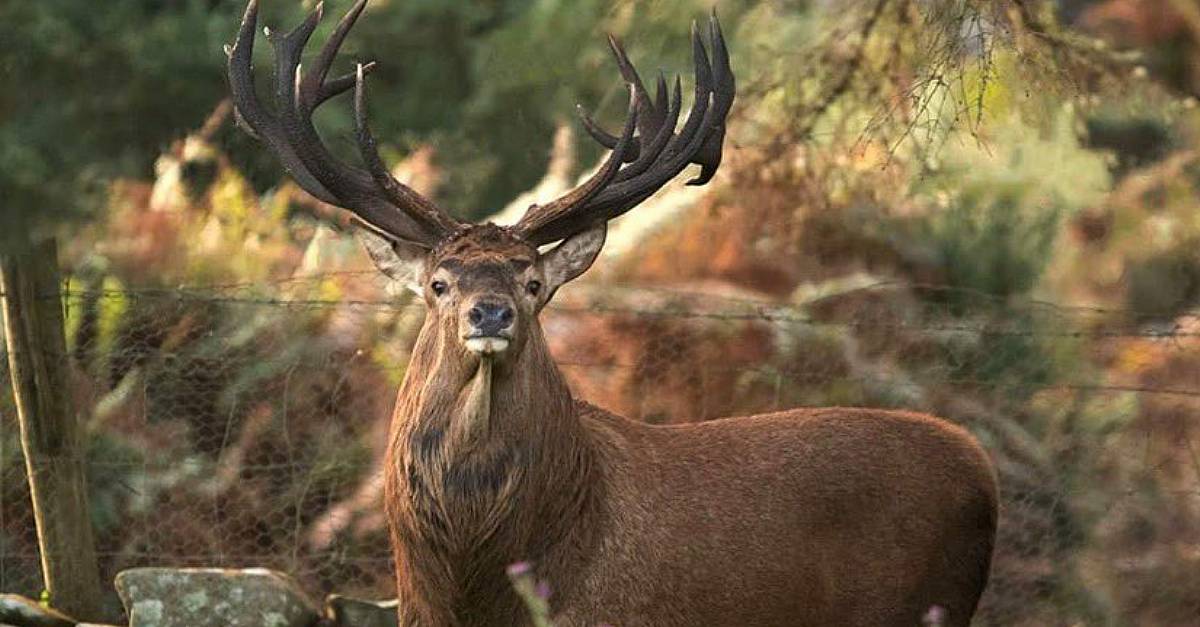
[2,278,1199,625]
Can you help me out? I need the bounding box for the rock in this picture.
[114,568,320,627]
[0,594,76,627]
[324,595,398,627]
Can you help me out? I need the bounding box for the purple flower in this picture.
[507,561,533,577]
[535,580,552,600]
[923,605,946,626]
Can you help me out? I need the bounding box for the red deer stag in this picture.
[228,1,998,624]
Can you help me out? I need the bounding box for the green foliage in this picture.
[0,0,244,247]
[890,113,1109,311]
[1084,113,1174,176]
[85,431,146,535]
[920,183,1062,308]
[1124,245,1200,320]
[941,311,1067,391]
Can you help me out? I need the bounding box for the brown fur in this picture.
[382,225,998,626]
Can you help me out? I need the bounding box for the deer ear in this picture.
[356,227,428,295]
[540,222,607,299]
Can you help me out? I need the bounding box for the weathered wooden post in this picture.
[1,238,105,619]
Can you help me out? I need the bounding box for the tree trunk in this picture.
[1,238,106,620]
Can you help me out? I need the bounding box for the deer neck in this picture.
[385,319,600,623]
[392,319,583,461]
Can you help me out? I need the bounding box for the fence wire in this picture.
[2,281,1199,626]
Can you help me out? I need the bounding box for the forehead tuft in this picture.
[432,223,536,269]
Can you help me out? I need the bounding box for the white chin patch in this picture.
[465,337,510,355]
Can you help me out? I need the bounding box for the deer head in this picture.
[227,0,734,367]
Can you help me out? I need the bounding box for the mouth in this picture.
[464,335,510,355]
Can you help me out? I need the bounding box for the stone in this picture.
[324,595,398,627]
[114,567,320,627]
[0,594,76,627]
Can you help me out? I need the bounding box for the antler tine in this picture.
[653,72,669,119]
[599,98,717,210]
[514,86,640,238]
[576,37,675,165]
[318,60,377,106]
[689,10,735,185]
[578,20,712,188]
[614,75,682,183]
[578,107,641,163]
[515,12,734,247]
[667,20,714,158]
[301,0,366,105]
[227,0,460,245]
[268,0,322,105]
[228,0,340,205]
[527,98,715,246]
[584,24,718,203]
[291,0,381,107]
[607,35,666,140]
[273,1,451,241]
[709,10,735,118]
[355,64,461,234]
[631,70,673,154]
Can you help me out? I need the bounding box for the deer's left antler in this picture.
[514,11,735,246]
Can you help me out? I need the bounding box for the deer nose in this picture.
[467,301,514,337]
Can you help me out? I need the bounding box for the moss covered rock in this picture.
[114,568,319,627]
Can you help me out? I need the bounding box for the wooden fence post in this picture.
[1,238,106,619]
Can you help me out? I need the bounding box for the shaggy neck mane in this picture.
[384,317,601,625]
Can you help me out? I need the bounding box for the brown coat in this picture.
[384,318,997,627]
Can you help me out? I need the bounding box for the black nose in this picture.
[468,301,514,336]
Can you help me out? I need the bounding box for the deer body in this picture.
[567,408,995,627]
[229,2,998,624]
[384,308,997,627]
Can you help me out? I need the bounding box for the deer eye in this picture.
[430,280,448,296]
[526,280,542,296]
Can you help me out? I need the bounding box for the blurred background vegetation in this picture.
[4,0,1200,625]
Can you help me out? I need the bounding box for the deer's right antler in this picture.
[227,0,461,246]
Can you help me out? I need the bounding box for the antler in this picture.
[227,0,461,245]
[514,11,735,246]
